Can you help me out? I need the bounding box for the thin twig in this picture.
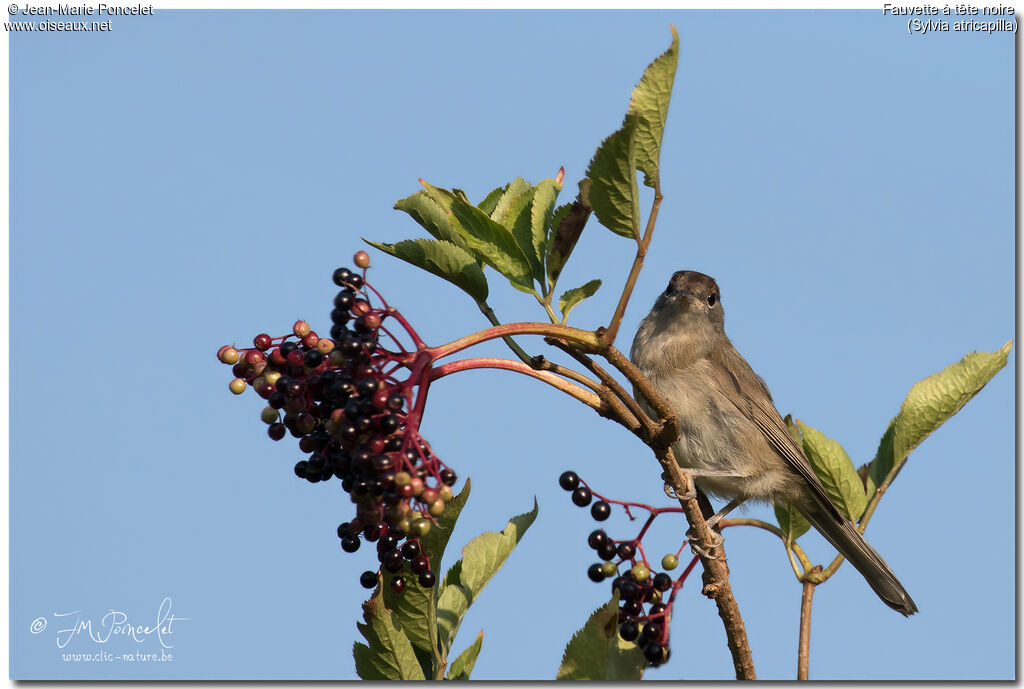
[544,338,658,441]
[427,322,600,361]
[602,183,663,346]
[427,358,602,410]
[599,345,680,449]
[797,566,821,680]
[718,518,813,581]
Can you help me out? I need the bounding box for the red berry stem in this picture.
[428,357,602,409]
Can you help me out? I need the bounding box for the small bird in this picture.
[630,270,917,615]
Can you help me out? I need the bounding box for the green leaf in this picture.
[394,191,471,253]
[353,593,426,680]
[774,501,811,545]
[556,594,645,680]
[867,341,1013,494]
[364,238,488,303]
[478,185,508,216]
[448,196,536,293]
[558,279,602,323]
[499,186,544,287]
[436,499,538,656]
[586,114,640,239]
[627,26,679,188]
[797,421,867,522]
[446,630,483,680]
[529,177,561,287]
[545,197,591,290]
[489,177,531,224]
[381,481,472,655]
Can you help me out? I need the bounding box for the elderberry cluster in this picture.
[559,470,685,667]
[218,251,457,594]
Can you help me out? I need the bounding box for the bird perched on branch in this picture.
[630,270,917,615]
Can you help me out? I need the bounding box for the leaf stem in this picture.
[718,518,813,580]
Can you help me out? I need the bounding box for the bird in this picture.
[630,269,917,615]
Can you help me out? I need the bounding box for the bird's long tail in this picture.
[803,507,918,616]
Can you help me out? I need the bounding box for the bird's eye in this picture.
[707,293,718,307]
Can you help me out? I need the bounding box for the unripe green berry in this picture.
[600,561,618,578]
[394,472,411,487]
[661,554,679,571]
[260,406,279,424]
[428,500,445,517]
[229,378,247,395]
[631,563,650,583]
[411,518,431,537]
[263,370,281,386]
[438,485,453,502]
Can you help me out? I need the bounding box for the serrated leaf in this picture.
[365,238,489,304]
[446,630,483,680]
[489,177,531,223]
[545,197,591,290]
[627,26,679,188]
[797,421,867,522]
[586,115,640,239]
[447,196,536,293]
[500,187,544,287]
[394,191,471,253]
[558,279,602,323]
[529,178,561,288]
[436,499,538,655]
[774,501,811,545]
[353,594,426,680]
[867,342,1012,495]
[478,184,508,217]
[380,480,471,655]
[556,594,645,680]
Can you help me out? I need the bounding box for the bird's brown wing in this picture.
[709,342,844,523]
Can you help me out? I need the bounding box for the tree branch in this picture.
[659,451,757,679]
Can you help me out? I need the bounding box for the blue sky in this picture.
[9,10,1014,680]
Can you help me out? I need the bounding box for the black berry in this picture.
[558,470,579,491]
[359,571,378,589]
[590,500,611,521]
[571,486,593,507]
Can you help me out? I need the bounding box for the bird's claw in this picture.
[664,482,696,501]
[686,527,724,559]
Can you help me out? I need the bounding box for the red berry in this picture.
[301,332,319,348]
[253,334,272,351]
[244,349,266,366]
[293,320,311,337]
[354,250,370,269]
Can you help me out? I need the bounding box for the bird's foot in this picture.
[686,527,724,559]
[664,482,697,501]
